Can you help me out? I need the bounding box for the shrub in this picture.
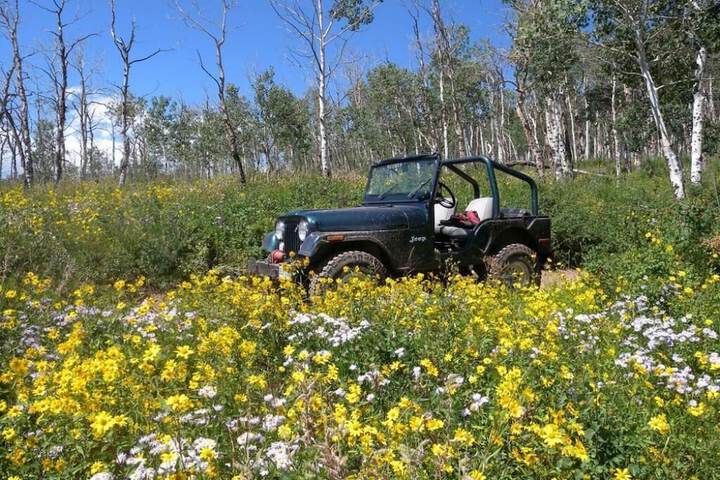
[1,166,718,289]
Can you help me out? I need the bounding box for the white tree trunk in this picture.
[9,15,33,186]
[318,72,329,176]
[544,105,558,178]
[690,44,707,185]
[118,68,131,187]
[438,68,449,159]
[545,95,569,180]
[708,76,716,122]
[479,124,485,155]
[0,137,4,180]
[317,0,330,177]
[565,87,577,165]
[594,113,600,158]
[498,86,506,163]
[583,76,590,160]
[611,73,622,176]
[634,29,684,199]
[515,93,543,175]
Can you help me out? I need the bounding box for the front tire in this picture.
[308,250,388,297]
[487,243,539,288]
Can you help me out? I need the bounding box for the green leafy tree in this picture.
[253,68,312,171]
[505,0,588,178]
[591,0,689,198]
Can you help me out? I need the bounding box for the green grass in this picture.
[1,165,719,290]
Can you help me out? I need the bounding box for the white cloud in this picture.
[64,91,119,169]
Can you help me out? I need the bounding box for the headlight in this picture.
[274,220,285,240]
[298,220,309,242]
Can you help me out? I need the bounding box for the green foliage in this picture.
[253,68,313,167]
[0,175,363,288]
[539,166,720,293]
[2,165,719,291]
[506,0,588,92]
[330,0,381,30]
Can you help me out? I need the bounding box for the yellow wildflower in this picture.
[2,427,16,441]
[468,471,486,480]
[613,468,632,480]
[452,428,475,446]
[426,418,444,432]
[175,345,194,359]
[166,394,193,413]
[688,402,706,417]
[199,447,217,461]
[648,413,669,434]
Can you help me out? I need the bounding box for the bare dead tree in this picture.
[0,64,23,176]
[408,4,438,153]
[0,130,5,180]
[174,0,246,184]
[0,93,18,181]
[110,0,165,187]
[0,102,7,181]
[270,0,380,177]
[0,0,33,187]
[71,46,97,178]
[428,0,467,157]
[8,129,17,178]
[34,0,95,183]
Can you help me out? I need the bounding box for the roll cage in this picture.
[363,153,540,217]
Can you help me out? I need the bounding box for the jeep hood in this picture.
[286,204,427,232]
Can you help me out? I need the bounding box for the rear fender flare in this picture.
[487,227,538,256]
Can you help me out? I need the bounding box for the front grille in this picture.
[283,221,300,254]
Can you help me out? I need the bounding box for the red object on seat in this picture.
[464,210,481,225]
[449,211,481,226]
[271,250,285,263]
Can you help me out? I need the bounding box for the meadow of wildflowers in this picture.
[2,171,720,478]
[2,172,717,288]
[0,176,364,287]
[2,268,720,479]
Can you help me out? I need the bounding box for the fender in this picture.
[262,232,279,253]
[299,230,407,271]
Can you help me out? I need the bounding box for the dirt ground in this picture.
[541,269,581,288]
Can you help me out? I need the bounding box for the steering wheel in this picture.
[436,182,457,209]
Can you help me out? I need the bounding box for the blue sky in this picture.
[0,0,512,178]
[7,0,511,103]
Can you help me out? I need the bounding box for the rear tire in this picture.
[487,243,539,288]
[308,250,388,297]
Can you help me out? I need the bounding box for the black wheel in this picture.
[308,250,388,297]
[487,243,539,288]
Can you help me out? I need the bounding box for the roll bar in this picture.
[441,155,539,216]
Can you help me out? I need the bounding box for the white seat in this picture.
[434,200,455,233]
[466,197,494,221]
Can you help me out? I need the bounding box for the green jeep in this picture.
[249,154,552,294]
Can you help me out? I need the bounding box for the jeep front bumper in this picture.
[247,258,293,280]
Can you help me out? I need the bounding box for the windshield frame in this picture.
[363,155,440,205]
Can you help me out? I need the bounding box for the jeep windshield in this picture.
[364,158,437,203]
